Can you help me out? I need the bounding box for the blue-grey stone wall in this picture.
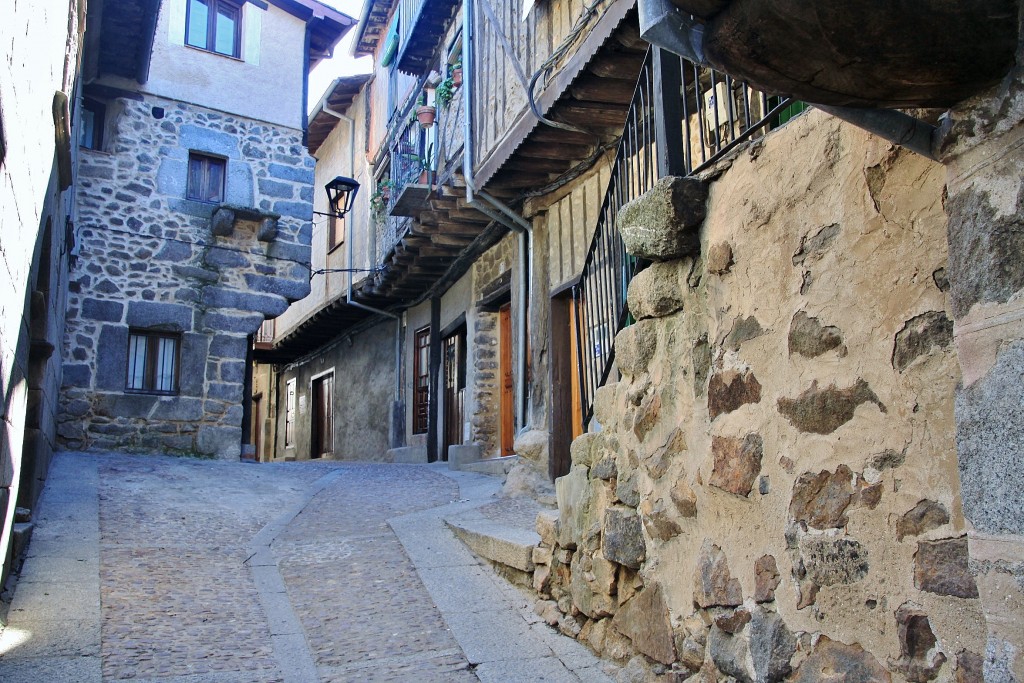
[59,95,314,458]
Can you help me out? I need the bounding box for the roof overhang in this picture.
[267,0,357,68]
[353,0,399,58]
[307,74,373,154]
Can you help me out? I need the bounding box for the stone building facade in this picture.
[55,0,352,459]
[60,97,315,457]
[529,110,987,681]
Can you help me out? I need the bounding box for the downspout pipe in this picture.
[813,105,938,161]
[321,105,403,444]
[462,0,534,435]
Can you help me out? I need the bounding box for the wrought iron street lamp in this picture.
[324,176,360,218]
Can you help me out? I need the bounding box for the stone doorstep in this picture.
[446,513,541,573]
[455,454,520,476]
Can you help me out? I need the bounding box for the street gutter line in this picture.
[245,467,348,683]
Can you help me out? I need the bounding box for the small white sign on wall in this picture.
[298,394,308,415]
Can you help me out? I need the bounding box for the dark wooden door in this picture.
[499,303,514,456]
[442,329,466,459]
[251,395,262,460]
[311,374,333,459]
[549,293,583,480]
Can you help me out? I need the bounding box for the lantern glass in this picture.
[324,176,359,218]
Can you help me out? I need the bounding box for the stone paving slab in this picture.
[1,452,619,682]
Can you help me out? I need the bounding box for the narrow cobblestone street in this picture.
[0,452,613,682]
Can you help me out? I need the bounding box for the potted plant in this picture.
[436,77,455,108]
[371,178,394,215]
[417,144,434,184]
[451,56,463,88]
[416,92,436,128]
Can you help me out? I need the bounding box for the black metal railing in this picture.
[572,47,795,427]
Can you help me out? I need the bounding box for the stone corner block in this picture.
[616,175,708,261]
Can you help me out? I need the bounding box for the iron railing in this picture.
[374,115,425,262]
[572,46,795,427]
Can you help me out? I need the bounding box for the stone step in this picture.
[446,512,540,573]
[453,454,519,476]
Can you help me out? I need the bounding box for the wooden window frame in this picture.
[187,151,226,203]
[79,98,105,150]
[125,329,181,395]
[413,326,430,434]
[185,0,243,58]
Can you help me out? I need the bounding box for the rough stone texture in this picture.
[627,262,686,320]
[897,500,950,541]
[725,315,765,351]
[709,607,796,683]
[617,176,708,261]
[513,429,549,462]
[790,637,891,683]
[602,507,646,569]
[789,465,856,529]
[754,554,780,603]
[706,242,733,274]
[891,603,946,682]
[955,341,1024,535]
[788,310,845,358]
[955,650,983,683]
[709,433,763,497]
[892,311,953,372]
[708,369,762,420]
[61,96,313,458]
[615,320,658,377]
[778,379,886,434]
[534,111,982,676]
[800,537,870,586]
[694,541,742,608]
[914,537,979,598]
[610,584,676,665]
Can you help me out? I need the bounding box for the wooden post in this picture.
[652,46,686,177]
[427,297,442,462]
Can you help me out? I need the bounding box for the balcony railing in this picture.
[254,319,275,346]
[573,47,795,427]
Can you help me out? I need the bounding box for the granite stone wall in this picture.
[470,234,517,458]
[532,111,985,681]
[937,16,1024,678]
[59,95,314,458]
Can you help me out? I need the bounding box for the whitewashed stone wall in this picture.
[59,95,314,458]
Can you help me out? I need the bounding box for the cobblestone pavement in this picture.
[0,451,612,682]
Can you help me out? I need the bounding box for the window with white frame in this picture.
[126,330,181,394]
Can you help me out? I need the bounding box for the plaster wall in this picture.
[0,0,82,581]
[276,85,376,338]
[144,0,306,129]
[274,319,396,461]
[539,111,985,680]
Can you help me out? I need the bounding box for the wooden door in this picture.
[499,303,514,456]
[549,293,583,480]
[251,395,262,460]
[442,329,466,459]
[311,374,334,459]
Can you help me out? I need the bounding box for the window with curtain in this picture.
[126,330,181,394]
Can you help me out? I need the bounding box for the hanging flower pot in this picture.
[452,67,463,88]
[417,105,437,128]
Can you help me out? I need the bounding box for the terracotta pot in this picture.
[452,68,463,88]
[416,105,436,128]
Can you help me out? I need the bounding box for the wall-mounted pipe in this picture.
[321,103,403,445]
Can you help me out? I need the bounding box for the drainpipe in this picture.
[462,0,536,434]
[321,106,404,447]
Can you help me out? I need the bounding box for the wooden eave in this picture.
[307,74,373,155]
[354,0,399,57]
[395,0,462,75]
[87,0,162,83]
[269,10,649,359]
